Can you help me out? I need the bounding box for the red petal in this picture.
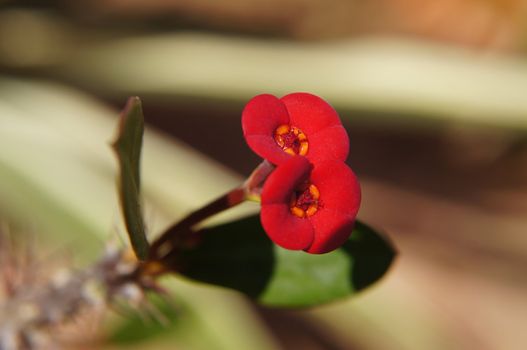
[306,210,355,254]
[261,203,314,250]
[242,94,291,164]
[245,135,291,165]
[310,161,361,218]
[281,93,343,136]
[260,156,314,250]
[306,125,349,163]
[261,156,312,205]
[242,94,289,136]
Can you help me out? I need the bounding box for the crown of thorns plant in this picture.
[0,93,394,350]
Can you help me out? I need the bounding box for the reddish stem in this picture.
[148,187,245,260]
[147,160,275,263]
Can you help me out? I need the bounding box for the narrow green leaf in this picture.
[112,96,149,260]
[177,215,396,307]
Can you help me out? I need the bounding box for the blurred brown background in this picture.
[0,0,527,349]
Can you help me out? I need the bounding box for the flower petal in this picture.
[260,156,314,250]
[245,135,291,165]
[281,93,343,136]
[306,210,355,254]
[242,94,289,137]
[306,125,349,163]
[310,161,361,218]
[261,156,312,205]
[241,94,291,164]
[261,203,314,250]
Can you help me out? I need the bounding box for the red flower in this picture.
[242,93,349,165]
[260,156,361,254]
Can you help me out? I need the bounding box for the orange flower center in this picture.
[290,183,319,218]
[274,124,309,156]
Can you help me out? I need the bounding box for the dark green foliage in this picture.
[178,215,396,307]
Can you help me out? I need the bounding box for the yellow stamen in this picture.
[275,124,290,135]
[290,207,306,218]
[306,205,318,217]
[309,184,320,199]
[284,148,296,156]
[289,183,320,218]
[299,141,309,156]
[274,124,309,156]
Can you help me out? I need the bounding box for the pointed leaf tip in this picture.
[113,96,149,260]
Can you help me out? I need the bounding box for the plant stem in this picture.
[148,187,245,260]
[147,160,275,262]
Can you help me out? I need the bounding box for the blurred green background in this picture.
[1,0,527,349]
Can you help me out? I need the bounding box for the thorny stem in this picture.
[147,160,275,263]
[0,241,160,350]
[0,161,276,348]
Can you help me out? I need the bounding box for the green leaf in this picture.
[177,215,396,307]
[112,96,149,260]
